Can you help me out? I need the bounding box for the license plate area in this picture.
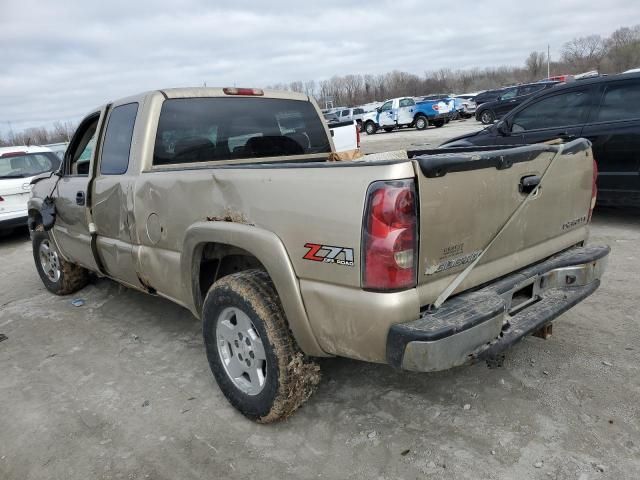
[504,276,541,316]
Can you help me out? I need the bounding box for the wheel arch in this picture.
[181,221,328,357]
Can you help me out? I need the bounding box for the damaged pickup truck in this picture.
[28,87,609,422]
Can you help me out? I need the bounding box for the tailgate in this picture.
[413,140,595,304]
[0,178,32,214]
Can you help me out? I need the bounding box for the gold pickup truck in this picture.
[28,87,609,422]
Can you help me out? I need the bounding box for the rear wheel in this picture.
[480,110,495,124]
[432,118,445,128]
[414,115,428,130]
[364,121,377,135]
[202,269,320,423]
[32,228,89,295]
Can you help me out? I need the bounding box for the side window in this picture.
[100,103,138,175]
[66,116,99,176]
[500,88,517,100]
[354,108,364,115]
[511,89,591,132]
[595,81,640,122]
[399,98,415,107]
[380,101,393,111]
[341,109,350,116]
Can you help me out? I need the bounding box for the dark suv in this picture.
[475,81,559,124]
[441,72,640,207]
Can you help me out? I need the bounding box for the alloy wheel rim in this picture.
[216,306,267,396]
[39,240,61,283]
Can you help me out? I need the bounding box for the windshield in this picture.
[153,97,331,165]
[0,152,60,179]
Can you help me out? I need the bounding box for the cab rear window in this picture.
[153,97,331,165]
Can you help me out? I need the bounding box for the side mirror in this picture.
[376,107,381,113]
[496,121,509,136]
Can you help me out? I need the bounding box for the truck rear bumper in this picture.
[386,245,610,372]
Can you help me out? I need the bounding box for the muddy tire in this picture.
[364,121,377,135]
[202,269,320,423]
[32,228,89,295]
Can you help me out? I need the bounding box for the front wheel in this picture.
[480,110,495,124]
[32,228,89,295]
[414,115,428,130]
[364,121,377,135]
[202,269,320,423]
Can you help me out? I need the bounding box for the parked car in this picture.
[0,146,61,233]
[441,72,640,207]
[362,96,449,134]
[475,81,559,124]
[323,112,340,124]
[453,94,477,118]
[335,107,366,131]
[28,86,607,422]
[472,88,504,107]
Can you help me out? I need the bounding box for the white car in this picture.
[0,146,61,233]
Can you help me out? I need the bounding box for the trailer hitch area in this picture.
[532,324,553,340]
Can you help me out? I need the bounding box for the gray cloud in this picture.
[0,0,637,132]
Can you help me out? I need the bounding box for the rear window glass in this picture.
[153,97,331,165]
[0,152,60,179]
[596,81,640,122]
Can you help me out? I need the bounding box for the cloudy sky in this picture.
[0,0,637,133]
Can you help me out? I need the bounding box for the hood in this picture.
[439,125,494,148]
[362,111,378,121]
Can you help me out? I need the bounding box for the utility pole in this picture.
[547,44,551,78]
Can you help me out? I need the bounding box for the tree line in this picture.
[267,24,640,108]
[2,25,639,146]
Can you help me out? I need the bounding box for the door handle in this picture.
[519,175,541,194]
[76,191,85,206]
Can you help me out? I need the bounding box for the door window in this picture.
[65,115,99,176]
[510,90,591,132]
[399,98,415,107]
[500,88,517,100]
[341,109,350,117]
[595,81,640,122]
[380,101,393,111]
[100,103,139,175]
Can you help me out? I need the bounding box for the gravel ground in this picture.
[1,122,639,479]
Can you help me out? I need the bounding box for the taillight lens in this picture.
[356,123,361,149]
[589,158,598,220]
[362,179,418,291]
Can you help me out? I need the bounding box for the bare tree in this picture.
[525,51,547,80]
[605,25,640,72]
[561,35,607,72]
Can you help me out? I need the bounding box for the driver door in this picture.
[52,109,107,271]
[397,98,415,125]
[378,100,395,127]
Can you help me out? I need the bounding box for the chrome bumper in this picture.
[387,245,610,372]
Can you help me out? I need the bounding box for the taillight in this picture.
[589,158,598,220]
[362,179,418,291]
[223,87,264,96]
[356,124,361,149]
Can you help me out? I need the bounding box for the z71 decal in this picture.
[303,243,354,267]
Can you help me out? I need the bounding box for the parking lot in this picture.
[1,122,639,480]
